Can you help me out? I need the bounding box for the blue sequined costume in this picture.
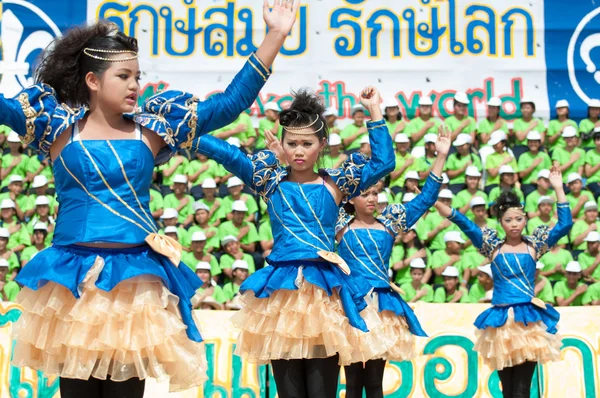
[336,173,441,362]
[0,53,271,391]
[447,203,572,369]
[193,120,395,365]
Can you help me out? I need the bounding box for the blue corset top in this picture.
[266,182,339,264]
[490,251,537,306]
[52,125,157,245]
[338,228,393,289]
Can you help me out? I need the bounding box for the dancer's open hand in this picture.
[263,0,300,36]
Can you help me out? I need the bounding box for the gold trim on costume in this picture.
[83,48,138,62]
[297,183,332,246]
[247,58,268,82]
[17,92,37,145]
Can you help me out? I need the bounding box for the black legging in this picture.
[344,359,386,398]
[497,362,537,398]
[59,377,145,398]
[271,355,340,398]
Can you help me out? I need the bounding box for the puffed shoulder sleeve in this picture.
[526,202,572,259]
[448,208,501,258]
[0,84,87,158]
[133,53,271,165]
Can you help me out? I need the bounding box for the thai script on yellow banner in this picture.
[1,303,598,397]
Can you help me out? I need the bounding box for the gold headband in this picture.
[504,206,526,216]
[83,48,138,62]
[282,115,324,135]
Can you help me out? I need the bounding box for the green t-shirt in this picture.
[539,249,573,282]
[390,246,432,285]
[218,220,260,245]
[386,120,404,136]
[415,156,437,175]
[488,187,524,207]
[20,246,40,264]
[404,117,441,147]
[223,282,242,301]
[1,221,30,252]
[0,193,34,214]
[485,152,518,186]
[570,220,600,250]
[26,194,57,216]
[185,159,220,187]
[158,227,190,248]
[0,153,30,188]
[220,194,259,219]
[444,115,477,135]
[517,151,552,185]
[26,217,54,246]
[524,190,556,214]
[214,113,255,143]
[219,253,256,274]
[420,212,458,251]
[258,220,273,242]
[536,276,555,304]
[452,189,488,220]
[256,119,283,149]
[567,191,595,219]
[512,118,545,145]
[159,157,189,187]
[468,282,490,303]
[433,286,470,303]
[164,194,195,224]
[197,285,227,304]
[187,225,220,250]
[149,189,164,214]
[0,251,20,272]
[197,197,225,225]
[582,282,600,305]
[390,152,417,188]
[461,252,487,283]
[3,280,20,302]
[547,119,578,151]
[579,118,599,148]
[429,250,468,285]
[577,251,600,281]
[444,153,483,185]
[182,251,220,274]
[340,123,366,151]
[26,157,54,188]
[553,281,586,306]
[321,153,346,169]
[527,216,568,245]
[399,282,433,303]
[477,118,509,144]
[584,149,600,184]
[552,147,586,183]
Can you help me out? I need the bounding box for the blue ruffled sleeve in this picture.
[133,53,271,164]
[525,202,573,259]
[325,119,395,199]
[378,172,443,235]
[448,208,500,259]
[0,84,87,158]
[194,134,285,199]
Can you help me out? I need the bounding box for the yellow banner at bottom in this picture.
[2,303,598,397]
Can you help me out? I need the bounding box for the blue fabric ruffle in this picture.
[474,302,560,334]
[374,288,427,337]
[240,260,371,332]
[16,244,203,342]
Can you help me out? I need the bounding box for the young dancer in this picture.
[0,3,299,396]
[336,126,450,398]
[192,87,395,397]
[435,167,572,398]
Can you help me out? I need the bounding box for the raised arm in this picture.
[535,167,573,250]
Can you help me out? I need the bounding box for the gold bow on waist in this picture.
[317,250,351,275]
[145,233,182,266]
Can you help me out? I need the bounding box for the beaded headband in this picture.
[282,115,324,135]
[83,48,138,62]
[504,206,526,217]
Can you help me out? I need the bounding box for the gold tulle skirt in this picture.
[11,256,207,392]
[474,307,562,370]
[231,274,384,366]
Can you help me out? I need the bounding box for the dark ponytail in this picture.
[35,21,138,107]
[279,88,328,141]
[494,191,522,219]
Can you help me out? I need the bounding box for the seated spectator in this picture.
[420,189,457,252]
[485,130,517,193]
[358,135,371,157]
[453,166,487,219]
[164,226,181,244]
[445,134,482,194]
[0,258,19,301]
[554,261,587,306]
[322,134,347,169]
[566,173,594,220]
[391,226,430,286]
[0,176,31,221]
[188,202,219,252]
[547,99,578,152]
[158,153,189,195]
[400,258,433,303]
[444,92,476,143]
[258,216,274,258]
[196,178,223,227]
[219,235,256,280]
[221,177,258,224]
[27,196,55,245]
[340,104,367,152]
[159,208,190,248]
[213,112,256,153]
[524,170,555,219]
[433,266,469,303]
[324,107,341,134]
[404,96,441,147]
[0,228,18,273]
[539,243,572,283]
[0,131,30,191]
[518,131,552,197]
[164,174,194,226]
[468,264,494,303]
[20,222,48,269]
[187,154,221,199]
[534,261,555,305]
[388,133,415,196]
[488,166,524,213]
[383,100,405,139]
[477,97,508,148]
[376,193,389,215]
[182,232,220,277]
[584,128,600,198]
[460,197,496,284]
[582,281,600,305]
[552,126,585,183]
[570,201,600,252]
[579,231,600,282]
[0,199,29,254]
[218,200,261,268]
[415,134,438,180]
[223,260,250,305]
[430,231,466,285]
[256,102,282,151]
[394,170,420,203]
[26,152,53,191]
[579,99,600,150]
[192,262,226,309]
[28,175,58,216]
[512,98,546,150]
[527,196,568,248]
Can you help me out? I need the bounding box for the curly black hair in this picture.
[279,88,328,141]
[494,190,523,219]
[35,21,138,107]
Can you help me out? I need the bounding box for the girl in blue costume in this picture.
[0,2,299,396]
[336,125,451,398]
[192,88,395,397]
[434,167,572,398]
